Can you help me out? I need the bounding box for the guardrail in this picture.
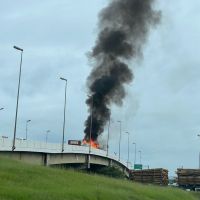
[0,138,128,168]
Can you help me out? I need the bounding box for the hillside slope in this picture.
[0,156,198,200]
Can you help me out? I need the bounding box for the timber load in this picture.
[130,168,168,185]
[177,168,200,187]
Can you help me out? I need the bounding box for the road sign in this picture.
[134,164,143,170]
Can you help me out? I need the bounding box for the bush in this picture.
[94,166,126,179]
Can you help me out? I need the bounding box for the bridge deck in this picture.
[0,138,128,169]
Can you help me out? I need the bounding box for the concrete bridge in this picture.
[0,138,130,177]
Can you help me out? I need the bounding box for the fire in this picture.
[82,139,99,149]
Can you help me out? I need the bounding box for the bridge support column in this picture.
[44,153,50,166]
[109,159,113,167]
[87,154,90,169]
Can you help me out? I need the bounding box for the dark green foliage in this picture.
[94,166,126,179]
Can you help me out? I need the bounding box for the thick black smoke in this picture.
[84,0,161,141]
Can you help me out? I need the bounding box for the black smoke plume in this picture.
[84,0,161,141]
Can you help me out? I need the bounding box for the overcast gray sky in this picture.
[0,0,200,176]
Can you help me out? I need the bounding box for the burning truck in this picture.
[68,139,100,149]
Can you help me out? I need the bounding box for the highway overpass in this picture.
[0,138,130,177]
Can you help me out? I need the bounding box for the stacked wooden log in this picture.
[177,169,200,186]
[130,168,168,185]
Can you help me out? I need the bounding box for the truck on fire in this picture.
[68,139,100,149]
[68,140,82,146]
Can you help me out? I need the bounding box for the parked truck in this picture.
[177,168,200,191]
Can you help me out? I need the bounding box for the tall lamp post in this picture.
[60,77,67,152]
[133,142,137,166]
[117,120,122,161]
[12,45,23,151]
[106,116,111,157]
[25,120,31,140]
[89,95,93,154]
[138,150,142,164]
[46,130,50,143]
[88,95,93,169]
[0,108,4,137]
[197,134,200,168]
[125,131,130,168]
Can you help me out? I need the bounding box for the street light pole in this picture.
[12,45,23,151]
[117,120,122,161]
[106,116,111,157]
[125,132,130,168]
[138,150,142,164]
[60,77,67,153]
[46,130,50,143]
[199,152,200,169]
[25,120,31,140]
[197,134,200,168]
[133,142,137,165]
[89,95,93,154]
[88,95,93,169]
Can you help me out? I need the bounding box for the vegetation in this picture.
[0,156,199,200]
[193,192,200,199]
[92,166,126,178]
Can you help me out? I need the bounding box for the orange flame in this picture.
[82,139,99,149]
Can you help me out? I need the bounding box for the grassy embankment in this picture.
[0,156,199,200]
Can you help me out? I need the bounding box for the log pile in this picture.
[130,168,168,185]
[177,169,200,186]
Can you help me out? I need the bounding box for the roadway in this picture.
[0,137,129,176]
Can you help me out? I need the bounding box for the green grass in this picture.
[0,156,198,200]
[193,192,200,199]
